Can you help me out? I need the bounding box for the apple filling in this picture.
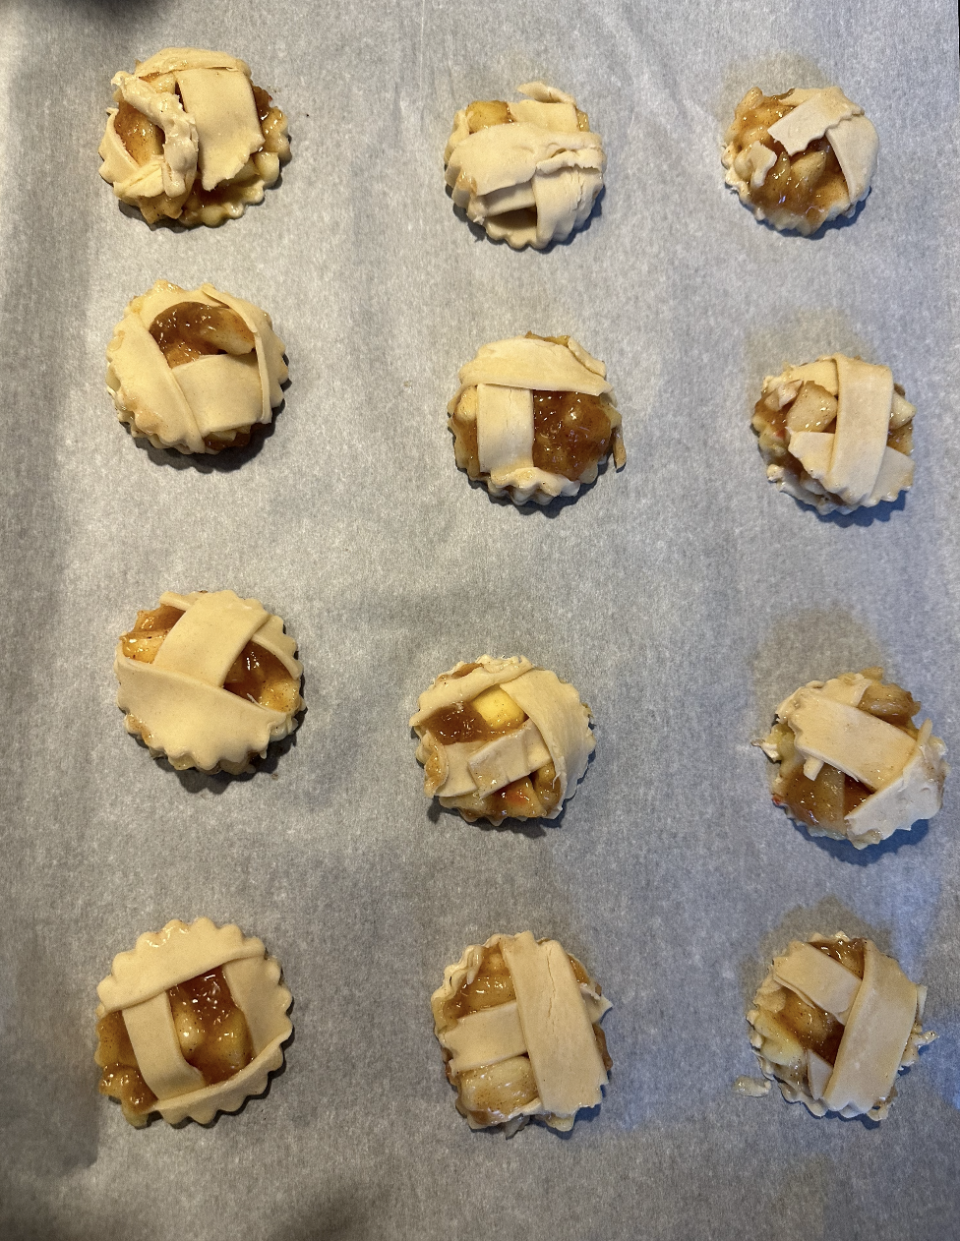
[421,683,562,820]
[766,670,920,836]
[751,939,865,1095]
[440,942,611,1128]
[96,967,253,1126]
[451,387,618,484]
[144,302,258,449]
[725,89,850,231]
[464,98,590,133]
[121,602,300,716]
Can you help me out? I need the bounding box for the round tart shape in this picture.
[98,47,290,226]
[107,281,287,454]
[448,334,625,505]
[444,82,604,249]
[115,589,303,775]
[753,354,914,513]
[748,932,933,1120]
[410,656,594,824]
[760,669,947,848]
[432,932,612,1134]
[95,917,292,1127]
[722,86,877,235]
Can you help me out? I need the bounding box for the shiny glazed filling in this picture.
[442,943,611,1126]
[753,379,912,503]
[97,966,253,1123]
[420,694,562,820]
[770,673,920,834]
[149,301,255,368]
[451,388,616,483]
[754,939,866,1093]
[727,89,850,229]
[464,98,590,133]
[120,602,300,715]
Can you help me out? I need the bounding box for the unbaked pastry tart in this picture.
[753,354,914,513]
[96,917,292,1127]
[115,589,303,775]
[760,669,947,848]
[723,86,877,234]
[411,656,594,824]
[432,932,611,1134]
[444,82,604,249]
[748,933,933,1120]
[99,47,290,226]
[107,281,287,454]
[449,334,625,505]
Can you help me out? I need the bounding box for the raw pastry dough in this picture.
[723,87,878,234]
[753,354,915,513]
[99,47,290,226]
[115,589,303,774]
[432,932,611,1133]
[444,82,604,249]
[748,933,933,1119]
[760,669,947,848]
[107,281,287,454]
[410,656,594,824]
[95,917,293,1127]
[448,334,625,505]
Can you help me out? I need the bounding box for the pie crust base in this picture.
[722,87,877,235]
[98,47,290,227]
[410,655,594,824]
[753,354,914,514]
[96,917,293,1127]
[106,281,287,454]
[115,589,303,775]
[444,82,604,250]
[448,334,625,505]
[431,932,611,1134]
[760,669,947,848]
[748,932,933,1120]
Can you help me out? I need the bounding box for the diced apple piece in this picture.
[752,1007,805,1067]
[472,687,526,730]
[466,99,513,132]
[786,382,838,434]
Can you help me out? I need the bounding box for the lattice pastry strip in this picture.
[748,933,934,1120]
[96,918,293,1127]
[444,82,604,249]
[723,86,878,234]
[759,670,947,848]
[115,589,303,774]
[410,655,594,824]
[753,353,915,513]
[448,335,625,505]
[431,932,612,1133]
[99,47,290,226]
[107,281,287,454]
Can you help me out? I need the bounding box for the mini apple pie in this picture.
[449,334,625,505]
[754,354,915,514]
[115,589,303,775]
[411,656,594,824]
[432,931,611,1134]
[760,669,947,848]
[107,281,287,454]
[444,82,604,249]
[723,86,878,234]
[748,933,934,1120]
[99,47,290,226]
[96,917,292,1127]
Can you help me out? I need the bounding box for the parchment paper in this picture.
[2,1,959,1237]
